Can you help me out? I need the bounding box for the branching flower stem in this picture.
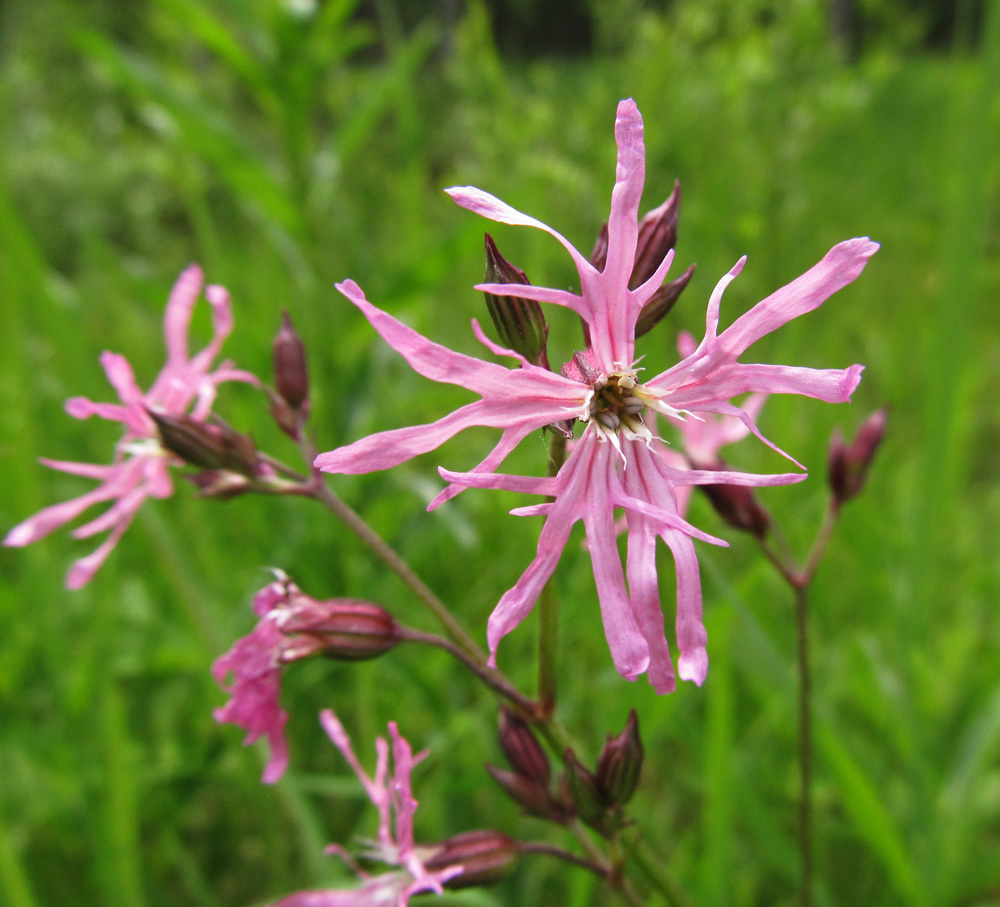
[399,627,536,712]
[251,434,687,904]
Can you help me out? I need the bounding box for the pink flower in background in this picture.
[213,574,401,784]
[3,265,256,588]
[270,710,460,907]
[317,99,877,693]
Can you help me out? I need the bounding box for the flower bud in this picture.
[700,481,771,539]
[595,710,643,806]
[485,764,554,819]
[563,748,607,831]
[498,707,550,787]
[483,233,550,368]
[424,829,519,889]
[828,408,887,504]
[280,598,402,662]
[273,311,309,410]
[635,263,695,338]
[148,410,259,476]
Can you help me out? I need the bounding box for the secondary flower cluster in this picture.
[271,710,464,906]
[213,573,402,783]
[3,265,257,587]
[316,98,878,693]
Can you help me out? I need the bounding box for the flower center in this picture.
[582,372,652,443]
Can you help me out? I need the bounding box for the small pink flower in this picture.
[4,265,256,588]
[317,99,877,693]
[269,710,460,906]
[213,575,401,784]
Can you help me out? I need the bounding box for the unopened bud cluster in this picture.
[487,707,569,822]
[488,708,644,837]
[828,408,887,505]
[564,710,644,836]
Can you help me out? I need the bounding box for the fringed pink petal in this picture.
[717,238,879,360]
[162,264,204,366]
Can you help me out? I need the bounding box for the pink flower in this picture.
[3,265,256,588]
[316,99,877,693]
[270,710,460,906]
[213,574,401,784]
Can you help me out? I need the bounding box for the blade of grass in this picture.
[817,724,925,907]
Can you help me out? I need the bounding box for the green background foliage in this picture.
[1,0,998,904]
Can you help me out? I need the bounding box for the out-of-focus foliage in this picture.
[1,0,998,905]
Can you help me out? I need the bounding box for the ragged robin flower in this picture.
[269,710,462,906]
[316,99,877,693]
[213,573,401,783]
[3,265,257,587]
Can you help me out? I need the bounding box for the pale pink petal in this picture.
[162,264,204,366]
[602,98,644,294]
[582,441,650,680]
[66,517,132,590]
[4,481,122,547]
[337,280,581,403]
[70,484,147,540]
[664,529,708,685]
[187,282,235,374]
[715,238,880,361]
[316,401,539,476]
[445,186,594,278]
[474,281,588,319]
[213,616,290,784]
[666,363,864,409]
[436,465,558,497]
[37,458,121,480]
[64,397,132,424]
[631,248,675,308]
[624,517,676,694]
[428,427,541,510]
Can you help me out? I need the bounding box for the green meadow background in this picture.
[1,1,998,904]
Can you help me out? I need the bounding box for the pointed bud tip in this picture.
[273,310,309,410]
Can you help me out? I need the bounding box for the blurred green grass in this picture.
[1,0,998,905]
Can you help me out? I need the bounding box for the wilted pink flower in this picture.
[270,710,460,906]
[317,99,877,693]
[213,574,401,784]
[3,265,256,588]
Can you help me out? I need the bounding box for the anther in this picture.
[597,411,621,430]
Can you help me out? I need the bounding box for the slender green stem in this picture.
[795,581,812,907]
[285,429,485,659]
[308,480,484,659]
[537,430,568,715]
[519,840,607,875]
[400,627,535,712]
[757,497,841,907]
